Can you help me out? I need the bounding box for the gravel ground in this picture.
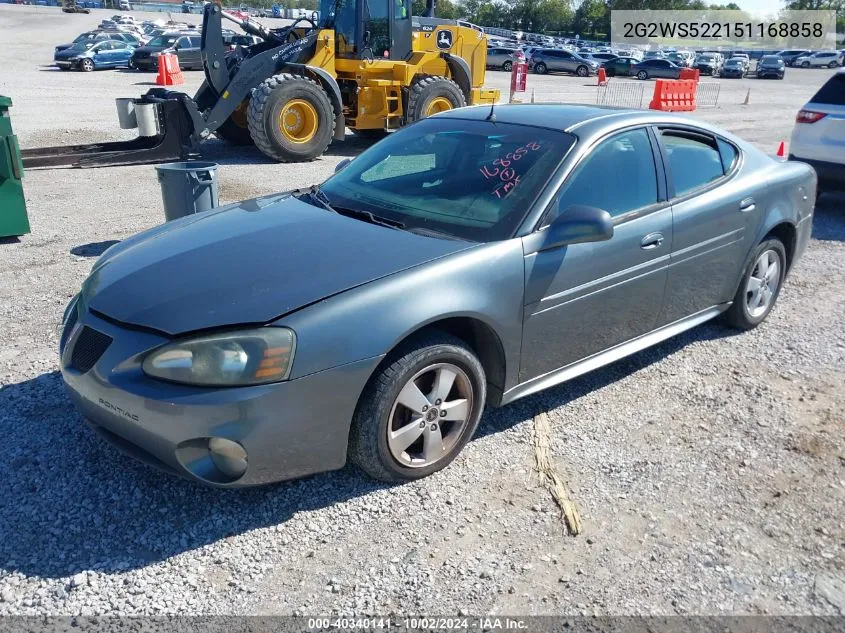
[1,4,844,619]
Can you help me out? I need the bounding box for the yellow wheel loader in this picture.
[23,0,499,168]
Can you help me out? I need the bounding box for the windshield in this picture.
[73,33,96,42]
[147,35,179,47]
[318,118,575,242]
[697,55,715,62]
[726,59,742,66]
[760,56,783,65]
[69,41,95,51]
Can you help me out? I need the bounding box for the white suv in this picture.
[793,51,841,68]
[790,69,845,194]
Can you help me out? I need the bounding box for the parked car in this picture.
[59,104,815,487]
[585,52,617,64]
[54,40,136,72]
[530,49,598,77]
[790,70,845,195]
[55,31,139,53]
[486,47,517,71]
[601,56,638,77]
[224,34,262,50]
[643,50,665,60]
[793,51,841,69]
[721,57,749,78]
[694,53,722,76]
[667,51,693,67]
[756,55,785,79]
[632,58,683,80]
[62,2,90,14]
[776,49,811,67]
[130,33,202,71]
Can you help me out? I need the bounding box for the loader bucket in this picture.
[21,98,196,169]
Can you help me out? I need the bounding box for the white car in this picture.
[793,51,841,68]
[790,69,845,195]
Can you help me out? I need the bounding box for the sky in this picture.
[734,0,785,15]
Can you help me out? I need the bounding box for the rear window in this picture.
[811,74,845,105]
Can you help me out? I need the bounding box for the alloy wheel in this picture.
[387,363,473,468]
[745,249,781,318]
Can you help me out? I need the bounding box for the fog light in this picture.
[208,437,248,479]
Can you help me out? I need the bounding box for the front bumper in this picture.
[790,155,845,191]
[757,70,784,78]
[60,309,382,487]
[132,56,157,70]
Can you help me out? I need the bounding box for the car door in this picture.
[174,36,193,68]
[112,42,131,65]
[655,127,751,325]
[90,42,110,67]
[520,126,672,382]
[552,50,572,73]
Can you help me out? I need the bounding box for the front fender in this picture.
[276,240,526,393]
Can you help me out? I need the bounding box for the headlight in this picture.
[142,328,296,386]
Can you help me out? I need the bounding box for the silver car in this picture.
[60,105,815,487]
[486,47,517,71]
[530,49,599,76]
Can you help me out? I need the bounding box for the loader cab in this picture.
[319,0,412,61]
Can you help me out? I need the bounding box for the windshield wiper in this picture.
[296,185,405,230]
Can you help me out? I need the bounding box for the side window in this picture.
[549,128,658,223]
[189,37,202,47]
[363,0,390,57]
[716,138,738,173]
[176,37,190,49]
[662,130,725,197]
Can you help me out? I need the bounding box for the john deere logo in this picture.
[436,30,453,50]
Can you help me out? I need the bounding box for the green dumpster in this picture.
[0,96,30,238]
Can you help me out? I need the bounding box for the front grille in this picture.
[70,326,113,373]
[59,306,79,355]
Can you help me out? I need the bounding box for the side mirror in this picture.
[534,205,614,252]
[334,158,351,173]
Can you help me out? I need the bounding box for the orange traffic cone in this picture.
[776,140,787,158]
[597,67,607,86]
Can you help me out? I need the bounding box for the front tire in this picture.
[348,331,486,482]
[828,61,838,69]
[80,58,94,72]
[406,75,466,124]
[502,60,512,72]
[247,73,334,162]
[534,62,547,74]
[724,239,786,330]
[576,64,589,77]
[216,99,254,146]
[802,61,810,68]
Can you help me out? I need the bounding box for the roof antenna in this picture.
[486,100,496,122]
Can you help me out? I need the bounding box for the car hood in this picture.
[80,193,473,336]
[56,43,75,51]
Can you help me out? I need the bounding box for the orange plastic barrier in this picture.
[597,67,607,86]
[679,68,700,82]
[648,79,697,112]
[156,54,184,86]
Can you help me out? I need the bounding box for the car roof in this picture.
[436,104,707,134]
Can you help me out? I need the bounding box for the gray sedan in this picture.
[60,105,815,487]
[632,58,683,80]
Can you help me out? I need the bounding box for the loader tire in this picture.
[216,100,254,146]
[248,74,334,163]
[406,75,466,124]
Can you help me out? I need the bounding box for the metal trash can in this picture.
[0,96,30,238]
[155,161,219,222]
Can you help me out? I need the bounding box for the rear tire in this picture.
[723,238,786,330]
[348,331,486,483]
[636,70,648,80]
[406,75,466,124]
[247,73,334,162]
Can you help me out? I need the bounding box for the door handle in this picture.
[640,232,665,249]
[740,197,756,212]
